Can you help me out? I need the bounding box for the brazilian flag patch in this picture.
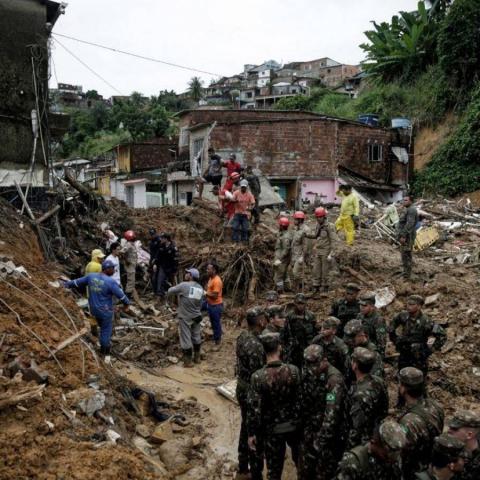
[326,393,336,403]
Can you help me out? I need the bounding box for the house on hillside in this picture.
[172,109,412,208]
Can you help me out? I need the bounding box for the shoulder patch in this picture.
[326,392,336,403]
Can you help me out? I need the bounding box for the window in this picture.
[193,138,204,158]
[179,127,189,147]
[368,144,383,162]
[247,91,253,98]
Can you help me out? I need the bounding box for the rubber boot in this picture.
[183,348,193,368]
[103,345,112,365]
[193,344,201,364]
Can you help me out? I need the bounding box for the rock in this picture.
[136,392,151,416]
[172,423,184,433]
[176,466,209,480]
[136,424,150,438]
[191,436,202,448]
[425,293,441,306]
[67,388,106,416]
[106,429,121,444]
[167,356,179,364]
[22,360,49,384]
[158,439,190,472]
[150,422,174,444]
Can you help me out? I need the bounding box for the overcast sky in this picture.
[51,0,419,98]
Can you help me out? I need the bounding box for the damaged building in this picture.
[171,109,412,208]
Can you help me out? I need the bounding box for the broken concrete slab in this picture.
[67,388,106,416]
[425,293,441,306]
[150,422,174,444]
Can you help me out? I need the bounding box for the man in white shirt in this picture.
[105,242,121,286]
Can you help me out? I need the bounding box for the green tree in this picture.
[85,89,101,100]
[188,76,204,102]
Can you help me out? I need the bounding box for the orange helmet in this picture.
[124,230,136,241]
[278,217,290,227]
[230,172,241,181]
[293,211,306,220]
[315,207,327,218]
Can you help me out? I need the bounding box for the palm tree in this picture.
[188,77,204,102]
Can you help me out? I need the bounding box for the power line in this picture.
[53,32,223,78]
[53,37,123,94]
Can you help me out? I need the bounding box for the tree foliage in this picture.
[188,76,204,102]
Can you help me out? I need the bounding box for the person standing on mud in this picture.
[235,308,266,480]
[166,268,204,367]
[290,211,308,293]
[330,283,361,338]
[335,184,359,247]
[356,292,387,357]
[204,262,224,347]
[148,228,162,291]
[248,332,302,480]
[397,195,419,280]
[273,217,292,293]
[122,230,137,296]
[244,166,261,225]
[154,233,179,303]
[231,180,256,243]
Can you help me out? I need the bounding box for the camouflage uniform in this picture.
[415,434,468,480]
[273,229,292,291]
[450,410,480,480]
[397,204,418,279]
[235,326,266,479]
[305,220,336,290]
[336,419,407,480]
[331,284,361,337]
[346,348,389,449]
[311,333,350,375]
[389,296,446,374]
[300,345,347,480]
[291,224,308,290]
[123,241,138,295]
[248,357,302,480]
[396,368,445,479]
[283,294,317,369]
[357,294,387,357]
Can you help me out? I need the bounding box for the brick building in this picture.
[174,109,411,207]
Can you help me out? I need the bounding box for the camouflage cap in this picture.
[323,316,341,329]
[379,419,407,451]
[304,344,325,363]
[399,367,424,387]
[407,294,424,305]
[265,290,279,302]
[351,347,375,367]
[359,292,376,306]
[449,410,480,430]
[345,283,361,293]
[433,434,467,461]
[344,319,366,337]
[294,293,307,304]
[246,306,265,321]
[266,305,282,317]
[259,332,281,350]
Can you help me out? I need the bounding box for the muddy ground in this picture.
[1,197,479,479]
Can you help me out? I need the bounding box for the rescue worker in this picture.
[311,316,349,375]
[166,268,204,367]
[85,249,105,274]
[273,217,292,293]
[122,230,137,296]
[345,347,389,449]
[331,283,361,338]
[248,332,301,480]
[204,262,224,346]
[357,292,387,357]
[148,228,162,292]
[305,207,336,292]
[235,308,266,480]
[223,152,242,177]
[415,434,467,480]
[290,211,308,293]
[336,419,407,480]
[283,293,317,370]
[396,367,445,479]
[448,410,480,480]
[244,165,261,225]
[300,344,347,480]
[64,260,130,362]
[231,179,256,243]
[196,147,223,199]
[389,295,446,375]
[154,233,179,301]
[397,195,419,279]
[335,184,359,247]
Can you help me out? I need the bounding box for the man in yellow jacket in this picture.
[85,249,106,274]
[335,184,359,246]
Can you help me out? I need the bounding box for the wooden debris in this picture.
[50,326,89,355]
[0,384,45,411]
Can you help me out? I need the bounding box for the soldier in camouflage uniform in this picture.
[344,319,384,380]
[396,367,445,479]
[248,332,302,480]
[290,211,309,292]
[264,290,279,305]
[283,293,317,370]
[415,434,467,480]
[397,195,418,279]
[311,316,349,375]
[235,308,266,480]
[300,344,347,480]
[336,419,407,480]
[263,305,286,337]
[448,410,480,480]
[273,217,292,293]
[357,292,387,357]
[331,283,361,338]
[345,347,389,449]
[389,295,446,375]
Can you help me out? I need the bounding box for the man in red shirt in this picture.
[223,153,242,177]
[231,180,255,243]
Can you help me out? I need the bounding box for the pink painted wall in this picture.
[300,179,340,205]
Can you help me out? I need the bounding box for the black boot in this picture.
[182,348,193,367]
[193,344,201,364]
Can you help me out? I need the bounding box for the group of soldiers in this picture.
[235,286,479,480]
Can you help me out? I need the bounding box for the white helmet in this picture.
[240,179,249,188]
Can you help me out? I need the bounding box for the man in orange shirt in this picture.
[204,262,224,346]
[231,180,256,243]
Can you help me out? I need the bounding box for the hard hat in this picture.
[239,179,249,188]
[91,249,105,259]
[278,217,290,227]
[124,230,136,241]
[314,207,327,218]
[102,259,115,271]
[293,211,305,220]
[230,172,241,181]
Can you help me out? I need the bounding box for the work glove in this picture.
[351,215,360,227]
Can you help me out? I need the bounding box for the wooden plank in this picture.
[35,205,61,225]
[50,326,89,355]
